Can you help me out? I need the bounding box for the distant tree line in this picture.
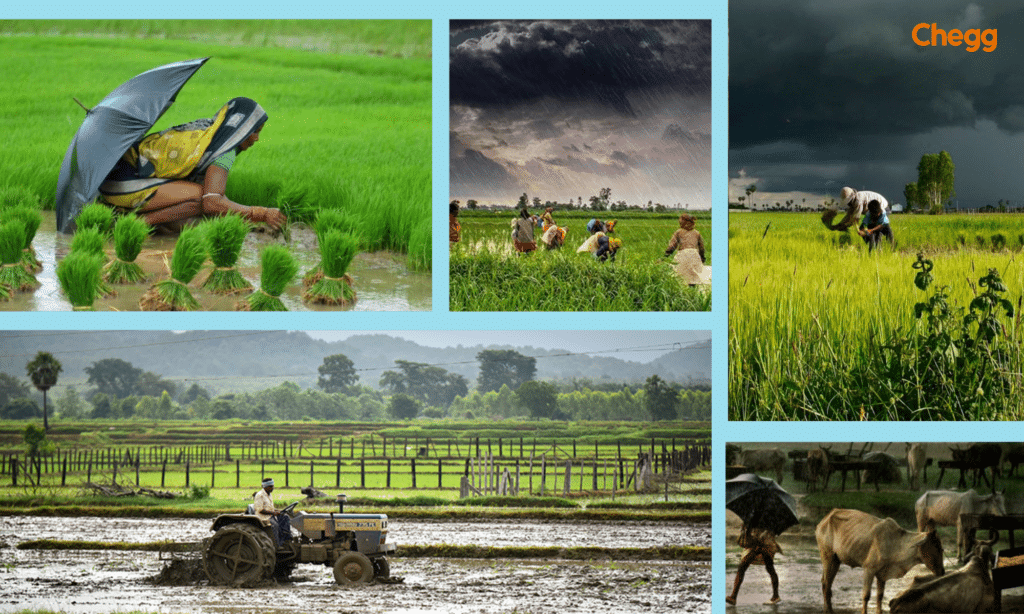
[2,349,710,424]
[451,185,695,213]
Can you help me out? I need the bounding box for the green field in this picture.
[730,212,1024,420]
[450,210,711,311]
[0,20,431,270]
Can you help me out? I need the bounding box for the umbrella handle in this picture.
[72,97,91,113]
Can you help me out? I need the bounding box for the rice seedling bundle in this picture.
[200,214,252,294]
[75,203,115,235]
[0,220,39,292]
[140,226,206,311]
[69,226,115,297]
[105,214,151,284]
[238,244,299,311]
[303,229,358,306]
[3,205,43,272]
[304,209,363,287]
[56,251,104,311]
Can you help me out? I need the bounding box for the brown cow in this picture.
[907,443,926,490]
[889,542,995,613]
[816,508,944,614]
[806,447,830,492]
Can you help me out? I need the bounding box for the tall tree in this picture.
[387,393,421,420]
[917,151,955,214]
[379,360,467,407]
[317,354,358,394]
[903,182,920,213]
[644,374,679,421]
[0,372,31,408]
[85,358,143,399]
[136,371,178,399]
[26,351,62,431]
[476,350,537,393]
[516,380,559,419]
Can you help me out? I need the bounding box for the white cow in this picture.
[915,490,1005,561]
[907,443,926,490]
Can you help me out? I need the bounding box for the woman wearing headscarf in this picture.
[665,213,710,285]
[511,207,536,253]
[98,97,286,233]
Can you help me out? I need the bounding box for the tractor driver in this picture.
[254,477,291,545]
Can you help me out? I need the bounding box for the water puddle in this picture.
[2,213,431,311]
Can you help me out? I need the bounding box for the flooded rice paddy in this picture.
[0,516,710,614]
[3,214,431,311]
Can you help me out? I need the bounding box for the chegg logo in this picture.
[912,23,997,52]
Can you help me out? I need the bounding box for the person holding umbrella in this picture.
[725,473,798,606]
[98,97,285,233]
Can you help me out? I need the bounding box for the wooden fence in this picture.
[1,438,709,495]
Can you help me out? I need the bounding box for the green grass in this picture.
[0,20,430,270]
[730,212,1024,419]
[451,211,711,311]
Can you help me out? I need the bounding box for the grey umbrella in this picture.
[725,473,799,536]
[55,57,210,233]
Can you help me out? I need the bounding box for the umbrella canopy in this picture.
[55,57,210,233]
[726,473,799,536]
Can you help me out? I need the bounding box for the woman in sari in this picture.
[99,97,285,233]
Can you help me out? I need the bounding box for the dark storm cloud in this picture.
[610,150,639,167]
[451,20,711,116]
[542,155,630,177]
[730,0,1024,149]
[449,133,521,192]
[528,119,564,139]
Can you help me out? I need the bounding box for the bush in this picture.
[189,485,211,500]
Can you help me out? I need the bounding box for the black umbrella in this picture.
[55,57,210,232]
[726,473,798,536]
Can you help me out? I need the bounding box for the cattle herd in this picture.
[728,443,1024,613]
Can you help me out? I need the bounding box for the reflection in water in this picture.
[3,214,430,311]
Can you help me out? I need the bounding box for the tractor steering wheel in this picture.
[281,501,298,517]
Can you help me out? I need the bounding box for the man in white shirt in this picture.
[822,187,890,231]
[254,478,291,545]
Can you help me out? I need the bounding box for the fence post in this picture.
[540,455,546,496]
[285,459,290,488]
[62,457,68,487]
[438,458,443,489]
[360,458,365,488]
[563,459,572,495]
[185,461,190,488]
[592,461,598,491]
[309,460,314,487]
[11,457,17,486]
[411,457,417,489]
[211,460,216,488]
[236,460,240,488]
[387,458,392,488]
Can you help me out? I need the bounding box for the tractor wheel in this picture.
[372,556,390,579]
[333,551,374,585]
[203,523,275,586]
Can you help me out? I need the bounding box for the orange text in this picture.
[913,23,997,52]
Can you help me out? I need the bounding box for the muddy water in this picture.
[0,517,710,614]
[3,214,431,311]
[723,515,1024,613]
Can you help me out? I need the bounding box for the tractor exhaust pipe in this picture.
[337,493,347,513]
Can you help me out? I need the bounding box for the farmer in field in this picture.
[98,97,286,234]
[540,223,566,250]
[540,207,555,229]
[511,207,537,253]
[726,523,782,606]
[449,201,461,244]
[586,218,607,234]
[857,199,894,252]
[253,477,291,545]
[664,213,710,285]
[821,186,889,232]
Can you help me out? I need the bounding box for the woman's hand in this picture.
[263,208,287,230]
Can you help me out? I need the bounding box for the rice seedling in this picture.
[3,205,43,272]
[199,214,252,294]
[237,244,299,311]
[0,221,39,291]
[55,250,104,310]
[69,226,115,297]
[303,229,358,306]
[74,202,115,235]
[140,226,206,311]
[303,209,364,287]
[104,214,150,284]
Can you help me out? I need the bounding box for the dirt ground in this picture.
[0,516,710,614]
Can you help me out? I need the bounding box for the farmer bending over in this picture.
[254,477,291,545]
[857,199,894,252]
[99,97,286,234]
[822,186,889,231]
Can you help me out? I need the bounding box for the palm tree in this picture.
[26,351,62,431]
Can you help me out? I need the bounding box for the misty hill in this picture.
[0,331,710,393]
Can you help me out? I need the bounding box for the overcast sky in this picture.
[303,330,710,363]
[450,20,711,208]
[730,0,1023,209]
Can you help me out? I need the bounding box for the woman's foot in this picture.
[725,596,737,605]
[767,596,781,604]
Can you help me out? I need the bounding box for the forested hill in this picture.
[1,331,710,390]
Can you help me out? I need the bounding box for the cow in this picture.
[735,448,786,485]
[861,451,902,486]
[816,508,944,614]
[1004,444,1024,478]
[950,443,1002,489]
[915,489,1005,562]
[889,541,996,613]
[806,447,830,492]
[907,443,927,490]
